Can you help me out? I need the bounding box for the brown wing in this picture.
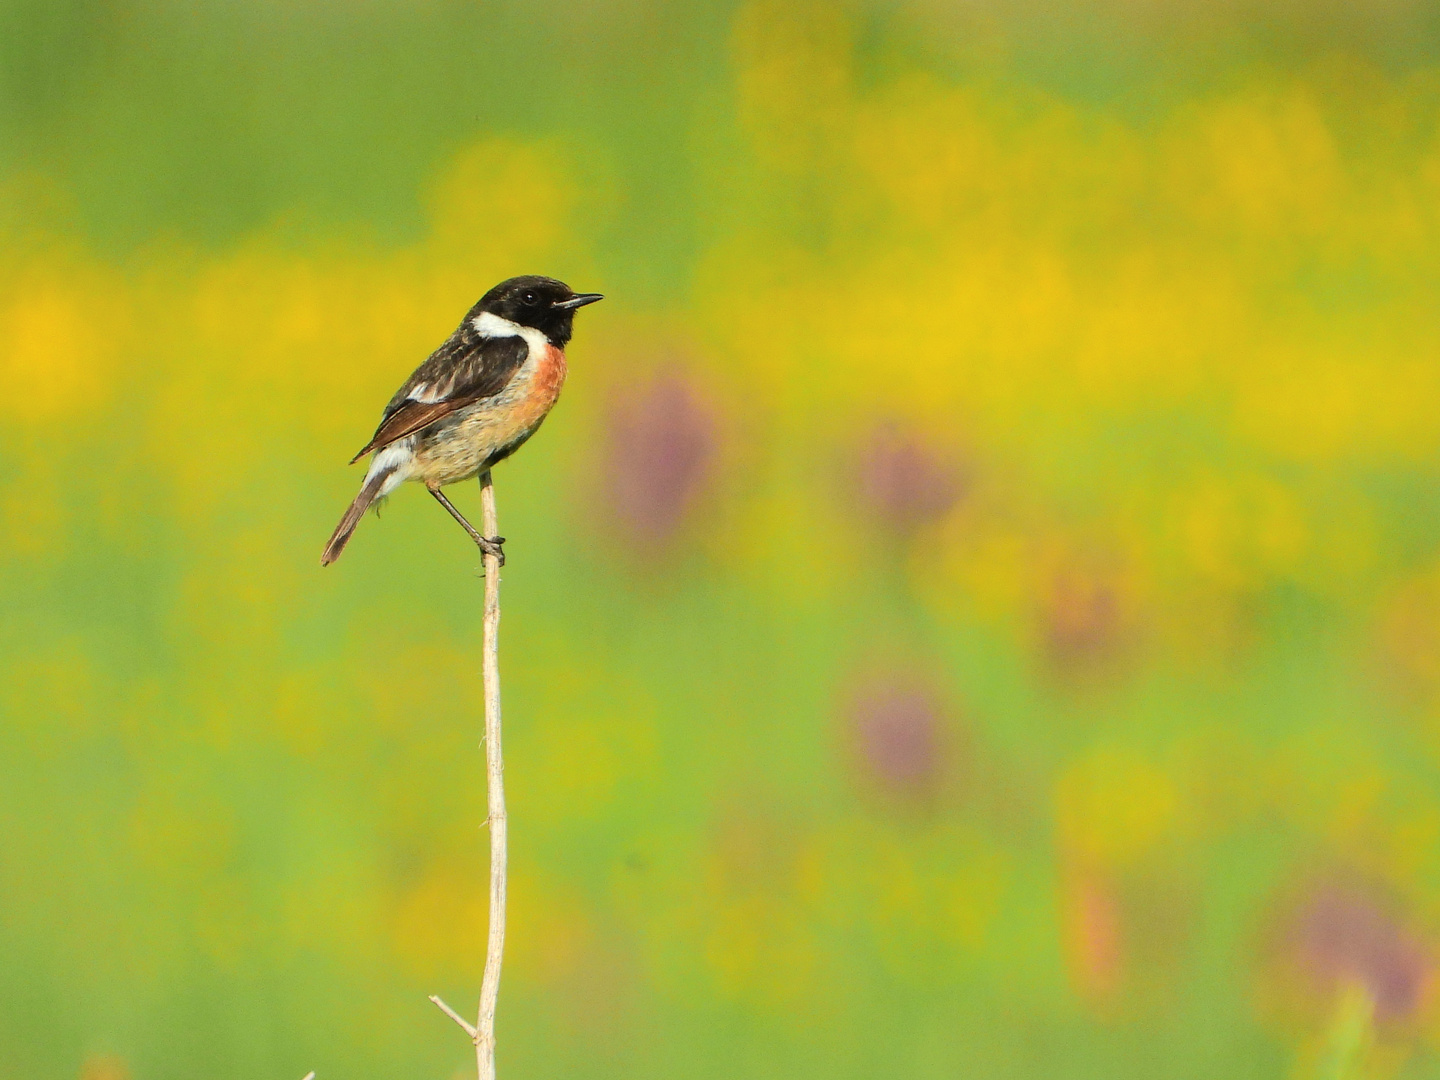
[348,397,483,463]
[349,329,530,463]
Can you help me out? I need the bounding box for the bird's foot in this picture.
[476,534,506,566]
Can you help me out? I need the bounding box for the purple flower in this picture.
[848,676,947,798]
[856,423,966,531]
[606,373,717,544]
[1289,884,1431,1023]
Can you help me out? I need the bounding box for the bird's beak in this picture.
[554,293,604,310]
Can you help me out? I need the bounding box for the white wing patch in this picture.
[406,379,452,404]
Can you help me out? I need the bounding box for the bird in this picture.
[321,275,602,567]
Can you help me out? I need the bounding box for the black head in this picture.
[473,275,603,347]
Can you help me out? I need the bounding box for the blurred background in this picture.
[4,0,1440,1077]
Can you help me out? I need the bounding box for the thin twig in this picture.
[475,469,507,1080]
[428,469,507,1080]
[429,994,478,1039]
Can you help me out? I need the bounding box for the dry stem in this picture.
[432,469,507,1080]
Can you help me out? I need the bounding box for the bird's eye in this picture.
[521,291,539,306]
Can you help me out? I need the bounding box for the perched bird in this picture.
[321,275,602,566]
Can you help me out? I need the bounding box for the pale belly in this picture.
[407,344,566,487]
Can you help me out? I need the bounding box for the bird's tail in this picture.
[320,467,396,566]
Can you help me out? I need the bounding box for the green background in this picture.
[5,1,1440,1077]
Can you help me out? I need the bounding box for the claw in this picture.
[478,535,506,566]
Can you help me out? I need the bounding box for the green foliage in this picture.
[4,2,1440,1079]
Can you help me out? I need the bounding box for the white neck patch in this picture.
[473,311,549,354]
[472,311,523,337]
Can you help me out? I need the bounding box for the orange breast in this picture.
[493,342,568,442]
[530,344,568,413]
[504,343,565,432]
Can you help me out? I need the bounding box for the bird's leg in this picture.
[429,485,506,566]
